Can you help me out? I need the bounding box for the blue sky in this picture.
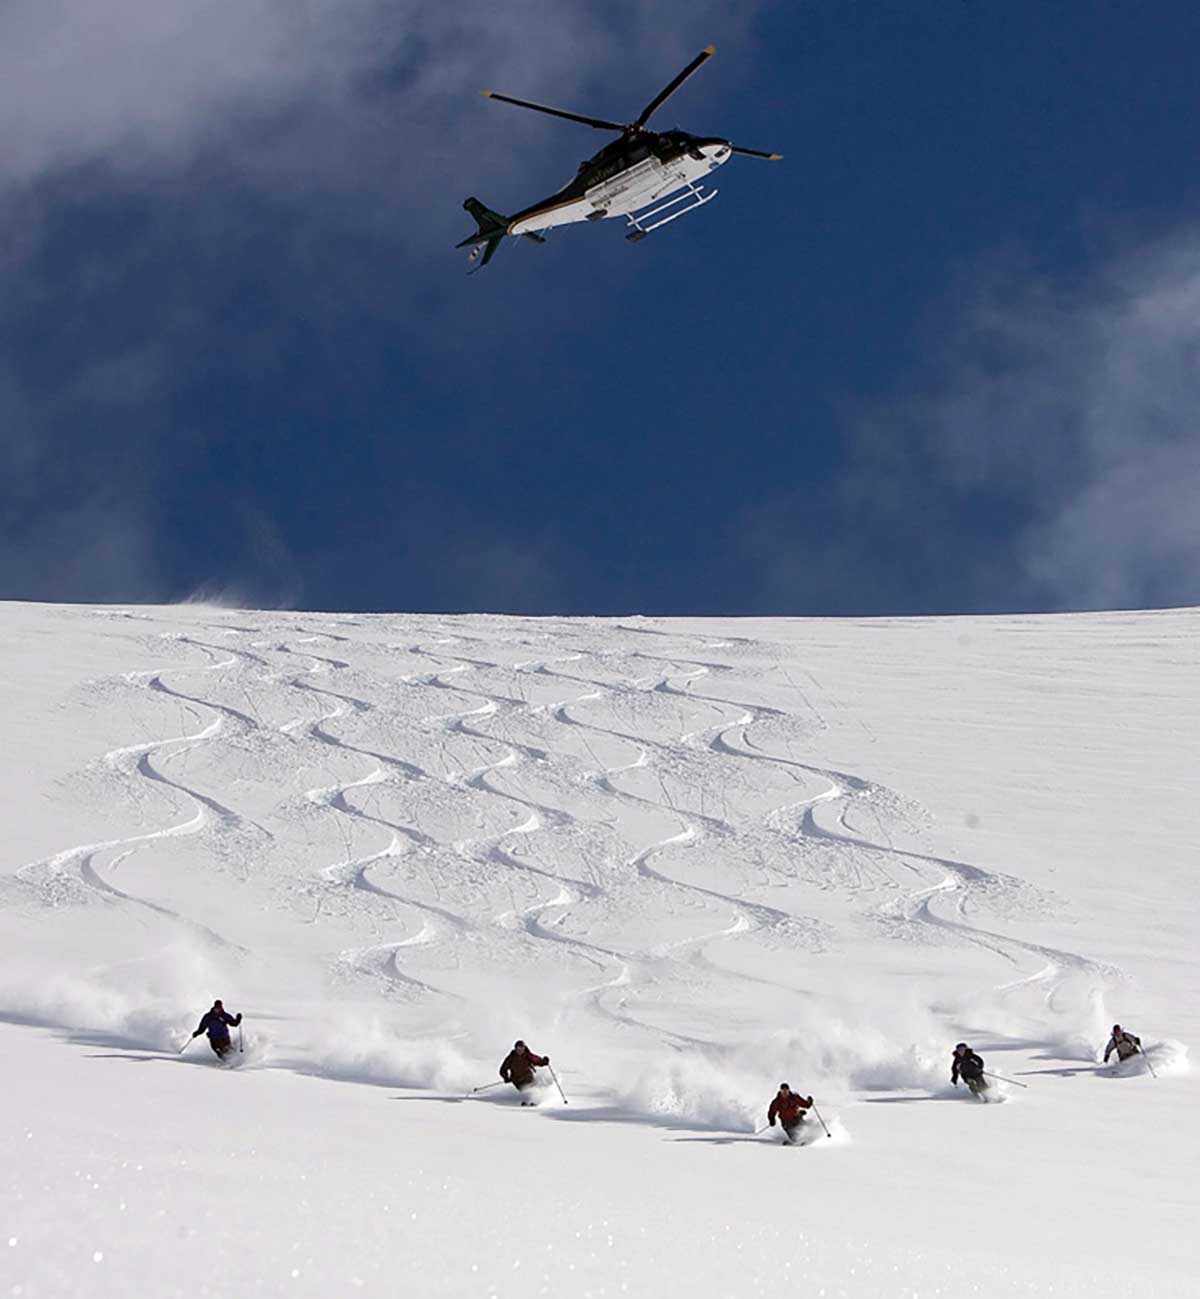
[3,1,1199,615]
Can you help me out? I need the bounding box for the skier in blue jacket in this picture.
[191,999,242,1060]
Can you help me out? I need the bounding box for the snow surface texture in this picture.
[1,603,1196,1298]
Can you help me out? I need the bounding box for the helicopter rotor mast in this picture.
[479,44,779,158]
[481,45,713,139]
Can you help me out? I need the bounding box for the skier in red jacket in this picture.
[499,1040,549,1103]
[767,1083,813,1143]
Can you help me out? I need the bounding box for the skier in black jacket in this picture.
[192,999,242,1060]
[951,1042,988,1096]
[1103,1024,1142,1064]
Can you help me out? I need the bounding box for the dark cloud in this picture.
[1,1,759,605]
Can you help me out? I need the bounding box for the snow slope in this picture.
[1,602,1196,1298]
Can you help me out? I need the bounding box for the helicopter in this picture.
[457,45,781,269]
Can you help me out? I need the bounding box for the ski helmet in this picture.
[954,1042,968,1052]
[779,1083,790,1091]
[514,1040,526,1050]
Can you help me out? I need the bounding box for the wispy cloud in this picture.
[1,1,752,204]
[1,1,761,606]
[742,230,1200,614]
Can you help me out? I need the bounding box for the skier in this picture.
[499,1040,549,1103]
[951,1042,988,1096]
[191,999,242,1060]
[1103,1023,1143,1065]
[767,1083,813,1143]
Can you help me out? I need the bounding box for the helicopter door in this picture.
[586,156,666,214]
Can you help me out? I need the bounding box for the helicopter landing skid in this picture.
[625,181,718,242]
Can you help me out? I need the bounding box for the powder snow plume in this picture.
[308,1017,479,1091]
[0,942,226,1050]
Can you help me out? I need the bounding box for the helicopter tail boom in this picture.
[460,197,509,238]
[457,197,511,269]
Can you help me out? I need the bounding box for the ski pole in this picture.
[811,1102,833,1139]
[547,1063,569,1105]
[179,1035,195,1055]
[982,1070,1028,1089]
[1138,1047,1158,1079]
[239,1024,244,1054]
[464,1081,506,1099]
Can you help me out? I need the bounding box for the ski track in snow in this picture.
[9,610,1118,1075]
[17,645,260,942]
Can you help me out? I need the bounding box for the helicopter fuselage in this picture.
[461,46,780,264]
[506,131,732,237]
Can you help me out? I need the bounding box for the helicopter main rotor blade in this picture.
[480,91,624,133]
[730,145,784,160]
[635,45,715,128]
